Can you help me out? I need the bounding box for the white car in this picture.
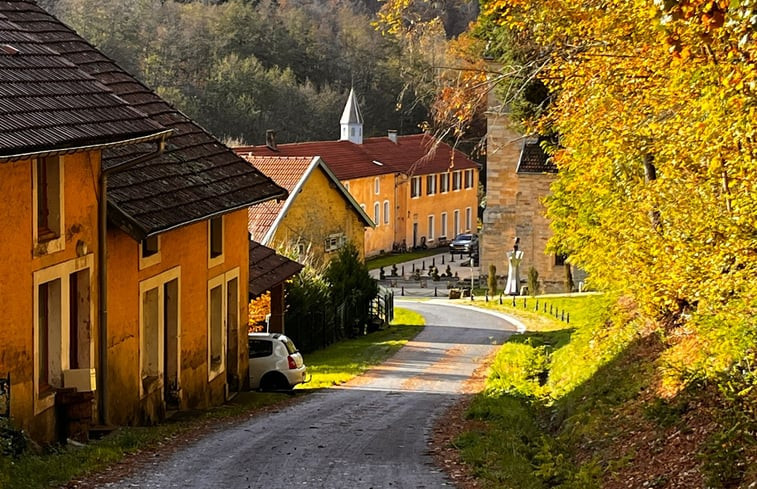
[248,333,308,391]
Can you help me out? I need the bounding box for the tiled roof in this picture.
[249,241,303,298]
[516,138,558,174]
[234,133,480,181]
[0,10,165,160]
[241,155,373,243]
[1,1,287,240]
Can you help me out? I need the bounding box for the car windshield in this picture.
[456,234,473,241]
[281,337,298,354]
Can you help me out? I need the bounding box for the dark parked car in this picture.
[449,233,479,254]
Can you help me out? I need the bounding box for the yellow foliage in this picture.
[248,292,270,333]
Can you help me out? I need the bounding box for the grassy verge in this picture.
[366,247,446,270]
[452,294,756,488]
[300,307,425,389]
[0,307,424,489]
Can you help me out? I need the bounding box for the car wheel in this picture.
[260,372,291,392]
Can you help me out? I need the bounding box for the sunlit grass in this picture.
[299,307,425,389]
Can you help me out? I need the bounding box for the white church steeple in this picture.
[340,88,363,144]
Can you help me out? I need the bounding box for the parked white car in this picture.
[248,333,308,391]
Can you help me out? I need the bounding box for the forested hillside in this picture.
[39,0,475,145]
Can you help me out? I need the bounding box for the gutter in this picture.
[97,132,171,427]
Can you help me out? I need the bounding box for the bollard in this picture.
[450,253,455,263]
[432,257,436,267]
[422,260,425,270]
[549,304,553,314]
[561,311,565,321]
[485,292,489,302]
[401,286,405,296]
[499,293,503,304]
[434,287,438,297]
[543,302,547,312]
[567,312,570,324]
[442,255,445,265]
[402,265,405,276]
[523,298,527,308]
[535,299,539,312]
[412,263,416,272]
[512,296,516,307]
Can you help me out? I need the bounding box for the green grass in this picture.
[300,307,425,388]
[0,307,424,489]
[454,293,639,488]
[365,247,446,270]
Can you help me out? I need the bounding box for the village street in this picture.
[97,301,519,489]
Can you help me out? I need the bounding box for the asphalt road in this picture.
[100,301,518,489]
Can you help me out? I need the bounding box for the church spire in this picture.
[339,88,363,144]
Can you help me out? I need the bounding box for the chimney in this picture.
[387,129,398,143]
[265,130,278,151]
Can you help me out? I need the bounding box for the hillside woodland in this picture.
[39,0,477,145]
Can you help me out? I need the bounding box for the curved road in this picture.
[100,301,518,489]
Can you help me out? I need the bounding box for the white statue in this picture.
[505,237,524,295]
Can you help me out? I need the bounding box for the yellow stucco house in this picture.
[239,154,374,264]
[235,90,481,258]
[0,2,287,444]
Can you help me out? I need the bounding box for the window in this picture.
[374,177,380,194]
[33,155,64,253]
[33,255,94,413]
[139,235,161,270]
[555,254,568,266]
[465,207,472,231]
[139,267,181,396]
[248,339,273,358]
[427,215,435,240]
[426,174,436,195]
[207,269,238,381]
[454,209,460,235]
[464,169,475,189]
[383,201,390,225]
[374,202,380,225]
[441,212,448,238]
[439,173,449,193]
[325,232,346,253]
[452,171,462,191]
[410,176,422,198]
[208,216,224,267]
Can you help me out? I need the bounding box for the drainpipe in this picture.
[98,135,169,426]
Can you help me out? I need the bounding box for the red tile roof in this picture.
[235,133,480,181]
[243,156,312,242]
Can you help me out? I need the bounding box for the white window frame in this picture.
[454,209,460,235]
[464,169,474,189]
[33,254,95,414]
[439,173,449,193]
[383,200,390,225]
[139,235,162,270]
[374,177,380,195]
[208,215,225,268]
[441,212,448,238]
[207,267,239,382]
[139,266,181,398]
[452,170,462,191]
[426,174,436,195]
[465,207,472,232]
[32,155,65,255]
[410,176,422,198]
[373,202,380,225]
[427,215,435,241]
[325,232,346,253]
